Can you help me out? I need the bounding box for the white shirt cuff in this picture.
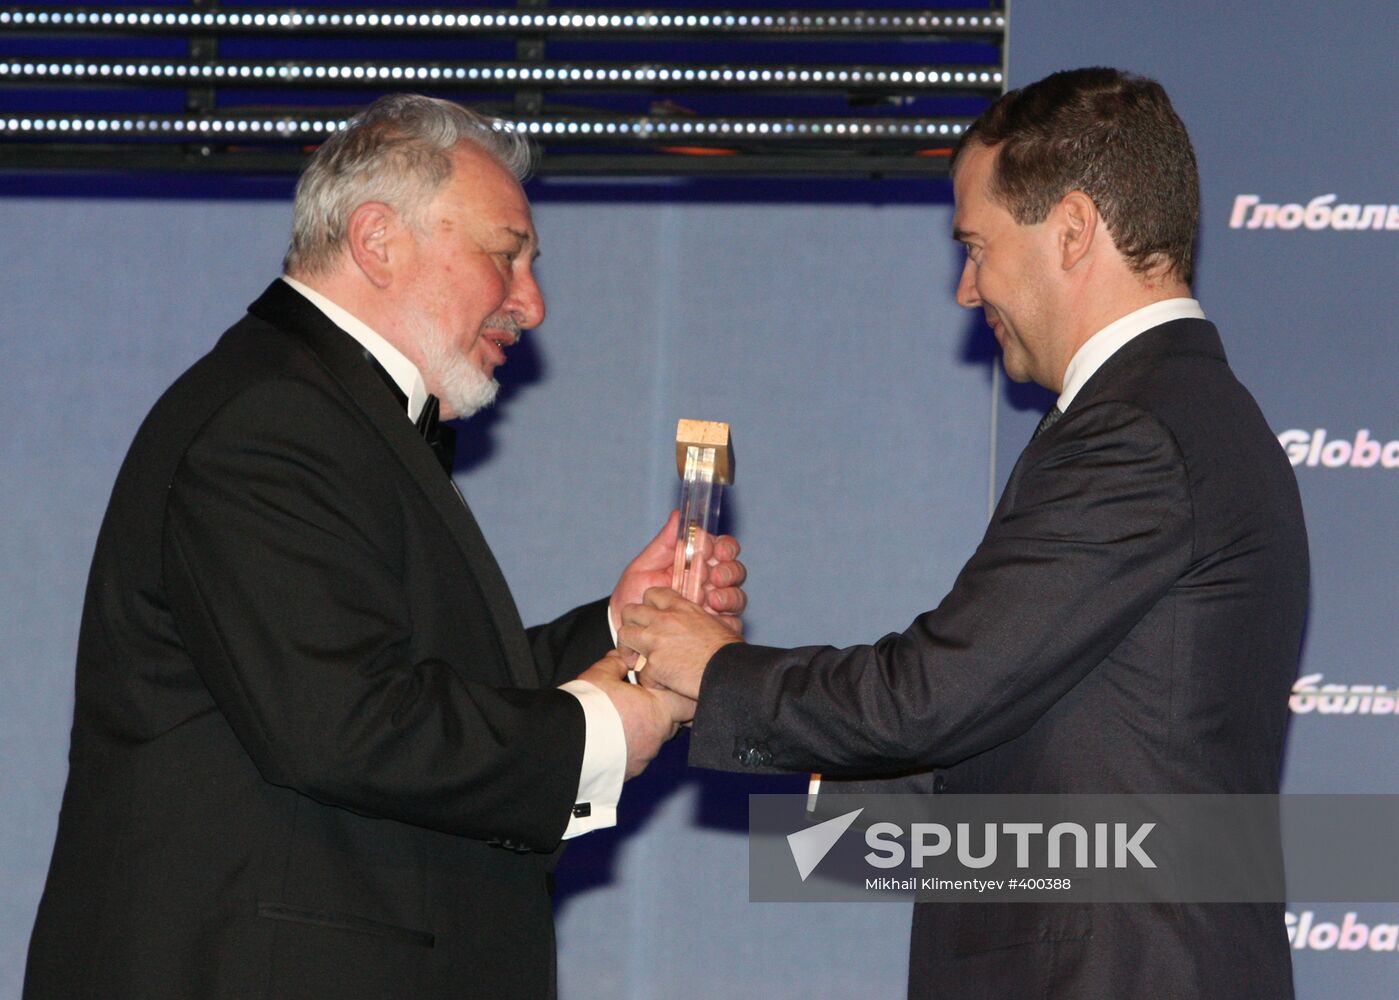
[558,678,627,839]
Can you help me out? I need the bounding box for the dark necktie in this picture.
[360,347,456,475]
[1033,405,1064,440]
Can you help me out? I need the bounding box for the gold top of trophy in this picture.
[675,419,734,484]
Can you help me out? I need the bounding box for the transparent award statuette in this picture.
[671,419,734,603]
[631,420,733,679]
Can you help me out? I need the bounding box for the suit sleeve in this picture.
[161,376,584,850]
[690,401,1193,775]
[526,597,614,687]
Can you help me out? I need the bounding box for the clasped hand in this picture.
[582,512,747,778]
[618,588,742,702]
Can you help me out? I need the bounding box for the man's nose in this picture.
[510,269,545,329]
[954,258,980,309]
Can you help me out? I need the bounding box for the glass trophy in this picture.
[632,419,733,679]
[671,419,734,603]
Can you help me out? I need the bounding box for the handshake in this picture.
[579,511,748,779]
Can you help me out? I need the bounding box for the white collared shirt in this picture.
[281,276,432,423]
[281,275,626,840]
[1056,298,1206,413]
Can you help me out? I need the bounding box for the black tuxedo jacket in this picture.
[25,281,612,1000]
[690,319,1308,999]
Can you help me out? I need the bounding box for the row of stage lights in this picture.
[0,6,1005,34]
[1,113,973,140]
[0,59,1003,90]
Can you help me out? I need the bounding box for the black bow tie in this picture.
[359,347,455,475]
[415,394,457,475]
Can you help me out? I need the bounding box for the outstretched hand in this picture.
[619,588,744,701]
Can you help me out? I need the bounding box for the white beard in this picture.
[414,318,500,421]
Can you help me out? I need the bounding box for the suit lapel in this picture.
[998,319,1227,517]
[247,280,542,689]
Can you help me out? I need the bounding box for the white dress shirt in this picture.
[282,276,626,839]
[1056,298,1206,412]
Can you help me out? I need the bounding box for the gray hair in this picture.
[283,94,535,276]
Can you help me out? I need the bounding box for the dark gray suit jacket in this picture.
[690,319,1308,999]
[25,281,612,1000]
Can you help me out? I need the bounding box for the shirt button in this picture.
[933,774,947,793]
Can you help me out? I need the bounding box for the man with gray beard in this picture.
[23,94,744,1000]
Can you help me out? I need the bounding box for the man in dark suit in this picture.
[622,68,1308,998]
[24,94,743,999]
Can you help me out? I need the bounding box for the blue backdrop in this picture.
[3,2,1395,997]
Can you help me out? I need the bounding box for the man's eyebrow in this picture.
[498,227,542,261]
[952,226,977,242]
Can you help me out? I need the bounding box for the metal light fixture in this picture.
[0,2,1007,176]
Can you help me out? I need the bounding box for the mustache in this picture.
[484,315,522,337]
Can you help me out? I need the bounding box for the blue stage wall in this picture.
[0,193,983,998]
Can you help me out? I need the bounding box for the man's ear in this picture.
[345,202,399,289]
[1056,190,1099,271]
